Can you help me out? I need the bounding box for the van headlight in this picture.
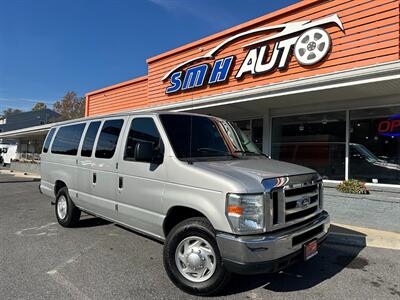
[226,193,265,234]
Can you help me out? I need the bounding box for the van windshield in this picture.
[159,114,262,160]
[218,120,262,156]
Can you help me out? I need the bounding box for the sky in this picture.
[0,0,299,112]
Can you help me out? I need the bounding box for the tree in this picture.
[53,91,85,121]
[2,108,23,118]
[32,102,47,111]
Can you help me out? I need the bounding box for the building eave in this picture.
[123,60,400,113]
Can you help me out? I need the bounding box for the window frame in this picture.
[159,114,233,161]
[94,118,125,160]
[80,121,102,158]
[50,123,86,156]
[42,128,56,153]
[123,116,164,163]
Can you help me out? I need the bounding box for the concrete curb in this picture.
[329,223,400,250]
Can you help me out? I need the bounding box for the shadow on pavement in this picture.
[221,225,367,296]
[77,216,111,228]
[115,224,164,245]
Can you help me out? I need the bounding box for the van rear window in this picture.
[95,119,124,159]
[81,121,101,157]
[51,124,86,156]
[43,128,56,153]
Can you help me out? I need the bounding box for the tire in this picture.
[163,217,231,296]
[55,187,81,227]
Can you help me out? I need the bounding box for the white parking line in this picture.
[15,222,58,237]
[48,270,92,300]
[46,242,98,274]
[46,242,100,299]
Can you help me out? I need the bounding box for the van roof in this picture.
[49,111,218,128]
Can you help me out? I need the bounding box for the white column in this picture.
[262,109,271,155]
[345,110,350,180]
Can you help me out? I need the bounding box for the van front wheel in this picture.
[55,187,81,227]
[163,217,231,296]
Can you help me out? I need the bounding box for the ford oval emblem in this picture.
[296,197,310,208]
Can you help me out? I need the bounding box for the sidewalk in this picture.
[324,187,400,234]
[0,168,40,180]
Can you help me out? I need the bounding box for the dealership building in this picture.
[85,0,400,187]
[1,0,399,187]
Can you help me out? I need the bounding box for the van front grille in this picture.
[272,191,279,225]
[285,185,317,197]
[264,174,323,231]
[285,194,318,210]
[286,206,318,222]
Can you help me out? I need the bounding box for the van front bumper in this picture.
[216,211,330,274]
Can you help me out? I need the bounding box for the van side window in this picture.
[51,124,86,156]
[43,128,56,153]
[95,119,124,159]
[124,118,162,161]
[81,121,101,157]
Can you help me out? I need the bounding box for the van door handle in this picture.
[119,176,123,189]
[93,173,97,184]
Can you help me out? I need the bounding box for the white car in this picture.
[0,144,17,166]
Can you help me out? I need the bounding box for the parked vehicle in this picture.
[40,112,329,296]
[0,144,17,166]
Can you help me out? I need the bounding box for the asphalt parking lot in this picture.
[0,173,399,299]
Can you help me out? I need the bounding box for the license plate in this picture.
[304,240,318,261]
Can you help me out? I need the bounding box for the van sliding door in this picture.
[88,118,127,218]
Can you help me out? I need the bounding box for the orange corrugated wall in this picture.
[86,0,400,117]
[86,76,148,116]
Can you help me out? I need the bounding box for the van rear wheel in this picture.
[55,187,81,227]
[163,217,231,296]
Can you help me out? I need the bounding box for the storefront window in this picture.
[233,119,263,150]
[272,111,346,180]
[350,107,400,184]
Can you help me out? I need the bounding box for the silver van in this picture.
[40,112,329,296]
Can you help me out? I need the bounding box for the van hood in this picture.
[193,157,316,192]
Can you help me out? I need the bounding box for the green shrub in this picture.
[336,179,369,195]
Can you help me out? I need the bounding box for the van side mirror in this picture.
[134,141,155,163]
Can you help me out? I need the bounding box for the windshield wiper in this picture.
[197,148,239,159]
[234,150,262,156]
[197,147,232,155]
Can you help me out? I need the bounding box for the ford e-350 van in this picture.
[40,112,329,295]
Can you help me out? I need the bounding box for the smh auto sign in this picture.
[163,14,344,94]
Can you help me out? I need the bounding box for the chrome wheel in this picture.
[294,27,331,65]
[57,195,67,220]
[175,236,217,283]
